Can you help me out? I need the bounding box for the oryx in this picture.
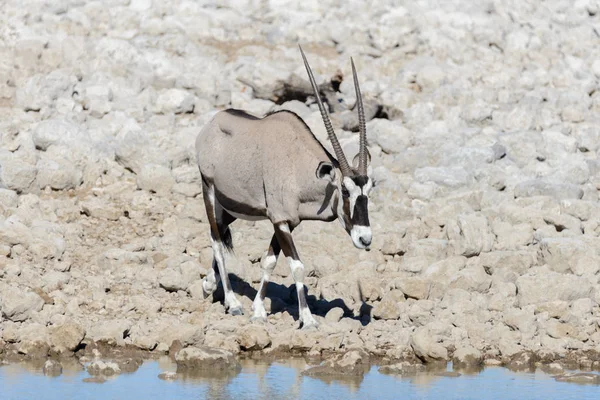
[195,46,373,329]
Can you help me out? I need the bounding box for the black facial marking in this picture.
[352,195,370,227]
[343,196,351,226]
[341,185,350,197]
[351,175,369,187]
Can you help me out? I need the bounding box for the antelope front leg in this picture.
[251,235,280,323]
[274,222,318,330]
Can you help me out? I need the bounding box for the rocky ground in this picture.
[2,0,600,378]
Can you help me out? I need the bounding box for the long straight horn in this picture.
[299,45,353,177]
[351,58,367,175]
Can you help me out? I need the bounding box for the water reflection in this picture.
[0,357,84,378]
[246,359,303,400]
[1,357,599,400]
[304,371,365,393]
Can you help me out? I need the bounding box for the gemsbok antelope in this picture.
[195,45,373,329]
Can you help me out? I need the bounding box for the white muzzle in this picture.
[351,225,372,249]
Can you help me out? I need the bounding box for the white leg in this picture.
[252,251,277,322]
[212,238,243,315]
[288,257,318,329]
[202,261,220,297]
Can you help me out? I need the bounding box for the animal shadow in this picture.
[223,273,373,326]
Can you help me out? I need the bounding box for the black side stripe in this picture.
[224,108,260,120]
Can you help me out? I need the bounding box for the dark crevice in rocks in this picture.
[114,158,136,175]
[239,74,344,112]
[330,72,343,92]
[73,342,87,354]
[343,99,384,131]
[489,42,504,53]
[389,250,405,257]
[374,105,389,120]
[380,105,403,121]
[279,83,338,110]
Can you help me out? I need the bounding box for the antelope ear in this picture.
[352,149,372,169]
[316,161,336,182]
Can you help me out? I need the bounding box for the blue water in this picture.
[0,358,598,400]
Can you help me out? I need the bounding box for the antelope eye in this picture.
[341,186,350,197]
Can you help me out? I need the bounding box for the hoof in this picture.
[228,306,244,316]
[250,315,267,324]
[201,279,215,299]
[300,320,319,331]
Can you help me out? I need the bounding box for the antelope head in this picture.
[300,46,373,250]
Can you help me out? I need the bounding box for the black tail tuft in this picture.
[221,226,234,253]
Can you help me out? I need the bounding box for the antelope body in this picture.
[196,47,373,328]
